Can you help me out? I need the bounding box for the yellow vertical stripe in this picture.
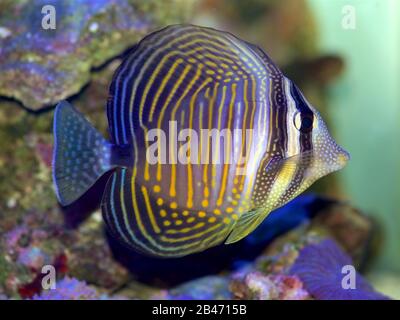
[244,75,258,198]
[212,85,227,188]
[169,66,205,197]
[141,185,161,234]
[235,80,249,179]
[187,80,211,208]
[217,84,236,206]
[156,64,192,181]
[203,83,219,197]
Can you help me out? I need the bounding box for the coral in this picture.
[256,198,376,274]
[0,0,195,109]
[0,101,56,217]
[113,280,166,300]
[0,208,128,298]
[66,212,130,290]
[117,276,232,300]
[289,239,389,300]
[0,211,67,298]
[0,192,388,300]
[32,276,126,300]
[230,271,310,300]
[166,276,232,300]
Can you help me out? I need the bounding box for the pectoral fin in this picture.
[225,208,267,244]
[225,155,302,245]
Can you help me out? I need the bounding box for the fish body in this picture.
[53,25,349,257]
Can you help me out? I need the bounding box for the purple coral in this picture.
[32,277,98,300]
[31,277,125,300]
[289,239,389,300]
[17,247,46,270]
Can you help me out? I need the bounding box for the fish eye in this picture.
[294,111,314,133]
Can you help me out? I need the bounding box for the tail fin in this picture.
[53,101,114,206]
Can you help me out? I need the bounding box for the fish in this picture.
[52,24,349,257]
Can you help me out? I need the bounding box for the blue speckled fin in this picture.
[53,101,115,206]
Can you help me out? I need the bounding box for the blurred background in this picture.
[0,0,399,299]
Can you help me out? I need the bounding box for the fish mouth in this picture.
[336,147,350,169]
[316,143,350,175]
[293,143,349,186]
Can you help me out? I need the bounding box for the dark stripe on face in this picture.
[250,73,288,208]
[268,73,289,156]
[290,83,313,152]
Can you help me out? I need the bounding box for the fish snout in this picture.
[336,147,350,169]
[319,140,350,173]
[312,127,350,176]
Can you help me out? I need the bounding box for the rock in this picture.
[309,202,375,267]
[0,207,130,298]
[0,0,194,110]
[0,100,57,217]
[116,275,232,300]
[255,198,376,273]
[227,198,386,300]
[114,280,166,300]
[0,210,68,298]
[66,211,130,290]
[0,45,128,300]
[167,276,232,300]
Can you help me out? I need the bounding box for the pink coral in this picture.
[231,271,310,300]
